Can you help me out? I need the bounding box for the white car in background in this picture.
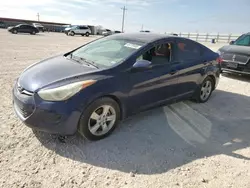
[65,25,91,37]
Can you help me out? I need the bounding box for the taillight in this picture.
[216,57,223,64]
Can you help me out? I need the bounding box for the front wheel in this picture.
[85,32,90,37]
[78,97,120,141]
[193,77,214,103]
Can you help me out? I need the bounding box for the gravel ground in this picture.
[0,29,250,188]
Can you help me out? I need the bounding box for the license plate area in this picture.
[227,62,238,68]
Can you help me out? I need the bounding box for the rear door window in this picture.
[79,26,88,30]
[176,39,201,62]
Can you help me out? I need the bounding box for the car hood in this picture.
[7,26,14,30]
[219,45,250,55]
[65,27,72,31]
[18,55,98,92]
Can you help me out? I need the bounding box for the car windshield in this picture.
[70,37,145,68]
[34,23,42,26]
[234,34,250,46]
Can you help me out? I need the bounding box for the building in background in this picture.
[0,17,69,32]
[0,17,114,35]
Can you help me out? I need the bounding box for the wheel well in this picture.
[207,75,216,90]
[102,95,123,120]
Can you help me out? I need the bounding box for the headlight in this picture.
[38,80,96,101]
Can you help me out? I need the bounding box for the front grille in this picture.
[222,53,234,60]
[14,97,35,118]
[235,54,249,63]
[222,53,249,64]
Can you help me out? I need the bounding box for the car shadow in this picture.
[34,89,250,174]
[9,33,44,36]
[222,72,250,82]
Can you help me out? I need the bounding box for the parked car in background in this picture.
[218,32,250,75]
[13,33,220,141]
[140,30,151,33]
[0,21,6,28]
[32,23,44,32]
[65,25,91,36]
[102,29,112,36]
[8,24,39,35]
[114,30,122,34]
[171,33,178,36]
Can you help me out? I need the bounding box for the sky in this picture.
[0,0,250,34]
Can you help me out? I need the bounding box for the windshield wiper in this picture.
[79,57,99,69]
[69,54,99,69]
[69,54,82,64]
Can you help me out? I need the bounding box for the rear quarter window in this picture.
[176,39,202,62]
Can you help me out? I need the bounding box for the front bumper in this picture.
[64,30,70,35]
[12,84,81,135]
[221,61,250,75]
[221,68,250,75]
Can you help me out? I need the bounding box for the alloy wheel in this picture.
[88,105,116,136]
[200,80,212,101]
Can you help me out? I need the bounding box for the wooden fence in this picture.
[165,32,242,43]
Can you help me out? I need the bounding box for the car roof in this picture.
[17,24,30,26]
[108,32,179,43]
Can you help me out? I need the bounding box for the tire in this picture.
[12,29,17,34]
[193,77,214,103]
[70,31,75,36]
[85,32,90,37]
[78,97,120,141]
[31,30,36,35]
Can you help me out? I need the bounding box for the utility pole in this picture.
[37,13,40,21]
[141,24,144,31]
[121,6,127,33]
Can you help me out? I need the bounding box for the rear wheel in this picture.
[193,77,214,103]
[78,97,120,141]
[31,30,36,35]
[85,32,90,37]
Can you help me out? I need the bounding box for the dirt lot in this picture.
[0,29,250,188]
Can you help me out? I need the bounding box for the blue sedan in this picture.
[13,33,221,141]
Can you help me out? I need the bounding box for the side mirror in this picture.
[132,59,152,71]
[229,40,235,45]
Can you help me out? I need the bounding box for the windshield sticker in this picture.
[124,43,141,49]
